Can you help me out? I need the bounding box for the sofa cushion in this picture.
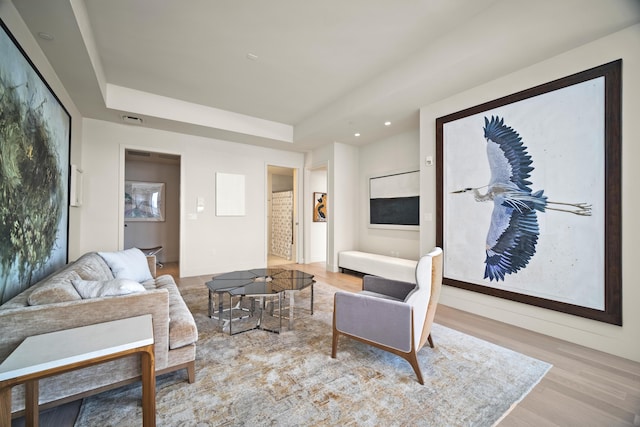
[98,248,153,282]
[339,251,418,284]
[155,275,198,349]
[73,252,116,281]
[27,271,83,306]
[72,278,146,299]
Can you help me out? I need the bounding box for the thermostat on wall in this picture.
[70,164,83,207]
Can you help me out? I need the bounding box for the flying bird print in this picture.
[453,116,591,282]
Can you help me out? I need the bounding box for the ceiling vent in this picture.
[122,115,143,125]
[127,150,151,157]
[158,153,180,161]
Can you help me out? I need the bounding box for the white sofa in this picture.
[338,251,418,283]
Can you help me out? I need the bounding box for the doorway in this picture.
[124,149,181,276]
[267,166,296,267]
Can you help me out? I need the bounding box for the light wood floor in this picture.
[13,262,640,426]
[267,254,296,266]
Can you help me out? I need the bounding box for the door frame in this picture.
[118,145,183,272]
[265,164,301,265]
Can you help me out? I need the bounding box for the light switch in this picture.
[196,197,205,213]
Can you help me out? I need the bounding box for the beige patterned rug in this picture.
[75,280,551,426]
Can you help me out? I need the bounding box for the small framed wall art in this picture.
[124,181,166,221]
[313,192,327,222]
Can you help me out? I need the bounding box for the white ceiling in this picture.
[10,0,640,151]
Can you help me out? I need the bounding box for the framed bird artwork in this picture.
[436,59,621,325]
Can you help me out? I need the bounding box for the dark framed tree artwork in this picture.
[436,60,621,325]
[0,19,72,304]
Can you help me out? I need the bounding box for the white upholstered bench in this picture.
[338,251,418,284]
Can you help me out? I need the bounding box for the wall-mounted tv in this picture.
[369,170,419,230]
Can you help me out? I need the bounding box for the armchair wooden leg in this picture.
[405,350,424,385]
[427,333,434,348]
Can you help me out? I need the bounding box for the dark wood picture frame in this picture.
[435,60,622,325]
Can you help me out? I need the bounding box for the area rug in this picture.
[75,280,551,426]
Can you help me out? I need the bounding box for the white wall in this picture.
[305,143,358,272]
[303,144,331,267]
[328,142,359,272]
[358,129,420,260]
[420,24,640,362]
[309,168,327,263]
[307,133,419,269]
[80,118,304,277]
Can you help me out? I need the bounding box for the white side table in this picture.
[0,314,156,427]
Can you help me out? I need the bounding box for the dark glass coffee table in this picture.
[206,268,314,335]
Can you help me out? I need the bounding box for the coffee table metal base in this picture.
[271,287,314,330]
[209,291,283,335]
[206,268,314,335]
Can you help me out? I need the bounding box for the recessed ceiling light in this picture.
[384,121,391,126]
[246,53,259,61]
[37,32,54,41]
[354,133,361,137]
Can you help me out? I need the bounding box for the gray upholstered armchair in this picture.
[331,247,443,384]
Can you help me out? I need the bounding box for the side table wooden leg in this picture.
[25,380,39,427]
[140,345,156,427]
[0,386,12,427]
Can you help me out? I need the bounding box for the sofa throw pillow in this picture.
[28,271,83,306]
[72,278,146,299]
[98,248,153,282]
